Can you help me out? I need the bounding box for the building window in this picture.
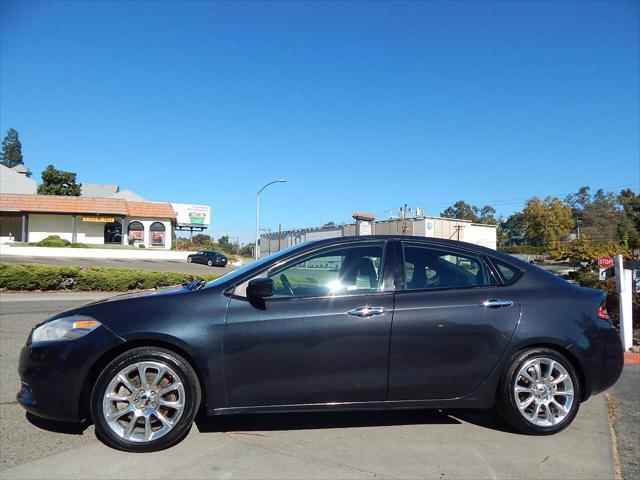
[0,215,23,241]
[104,221,122,244]
[150,222,165,247]
[127,221,144,244]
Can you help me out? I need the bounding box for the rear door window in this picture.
[491,259,523,284]
[401,242,489,291]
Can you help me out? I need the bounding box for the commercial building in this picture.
[0,164,37,195]
[258,212,497,257]
[0,165,210,249]
[0,194,176,249]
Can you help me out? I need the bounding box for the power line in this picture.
[376,183,640,218]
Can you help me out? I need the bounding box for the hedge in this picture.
[0,263,220,292]
[498,245,547,255]
[37,235,71,248]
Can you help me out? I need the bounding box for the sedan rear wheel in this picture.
[187,257,192,263]
[91,347,200,452]
[207,259,213,266]
[497,348,581,435]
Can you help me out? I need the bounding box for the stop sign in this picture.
[598,256,614,269]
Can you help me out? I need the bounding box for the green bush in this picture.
[0,264,81,290]
[37,235,71,248]
[498,245,546,255]
[70,243,89,248]
[0,263,219,292]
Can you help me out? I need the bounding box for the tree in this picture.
[565,186,591,214]
[548,236,629,264]
[218,235,239,254]
[191,234,212,246]
[522,197,573,247]
[478,205,497,224]
[617,189,640,250]
[499,212,525,242]
[239,243,254,257]
[1,128,23,168]
[441,201,478,221]
[580,189,618,243]
[441,201,497,225]
[37,165,82,196]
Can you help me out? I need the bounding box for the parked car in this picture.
[186,250,227,267]
[17,236,623,452]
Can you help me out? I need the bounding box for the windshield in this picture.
[204,242,313,288]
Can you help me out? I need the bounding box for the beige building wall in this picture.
[27,214,173,249]
[462,223,497,250]
[28,214,74,242]
[75,219,106,244]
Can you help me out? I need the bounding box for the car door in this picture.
[223,241,394,408]
[388,241,521,401]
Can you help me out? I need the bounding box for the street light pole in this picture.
[255,179,286,260]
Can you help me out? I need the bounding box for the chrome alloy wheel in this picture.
[513,357,574,427]
[102,361,186,443]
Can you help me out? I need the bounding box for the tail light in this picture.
[597,304,610,321]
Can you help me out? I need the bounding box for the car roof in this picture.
[295,235,533,269]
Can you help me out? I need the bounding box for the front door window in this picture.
[266,242,386,298]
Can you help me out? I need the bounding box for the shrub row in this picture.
[498,245,547,255]
[0,263,220,292]
[13,235,90,248]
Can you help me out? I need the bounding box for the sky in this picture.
[1,0,639,243]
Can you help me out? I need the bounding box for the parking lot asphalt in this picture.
[0,255,238,275]
[0,293,621,480]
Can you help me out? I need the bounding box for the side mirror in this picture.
[247,278,274,299]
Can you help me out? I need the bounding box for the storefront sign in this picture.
[82,216,115,223]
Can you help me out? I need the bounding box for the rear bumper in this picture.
[569,321,624,400]
[17,326,125,422]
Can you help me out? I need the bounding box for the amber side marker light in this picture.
[73,320,100,329]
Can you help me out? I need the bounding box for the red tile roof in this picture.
[0,194,176,219]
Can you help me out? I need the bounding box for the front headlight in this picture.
[31,315,101,343]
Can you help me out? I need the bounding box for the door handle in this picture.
[347,306,386,318]
[481,299,514,308]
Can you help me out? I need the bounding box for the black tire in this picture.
[207,260,213,266]
[187,257,192,263]
[496,348,581,435]
[90,347,201,452]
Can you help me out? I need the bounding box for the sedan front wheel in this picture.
[90,347,201,452]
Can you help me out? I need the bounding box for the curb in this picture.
[623,352,640,364]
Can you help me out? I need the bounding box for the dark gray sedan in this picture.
[17,236,623,452]
[186,250,228,267]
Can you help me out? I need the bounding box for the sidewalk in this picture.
[0,244,192,260]
[609,364,640,480]
[0,291,117,302]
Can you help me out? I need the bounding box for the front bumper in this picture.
[17,326,125,422]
